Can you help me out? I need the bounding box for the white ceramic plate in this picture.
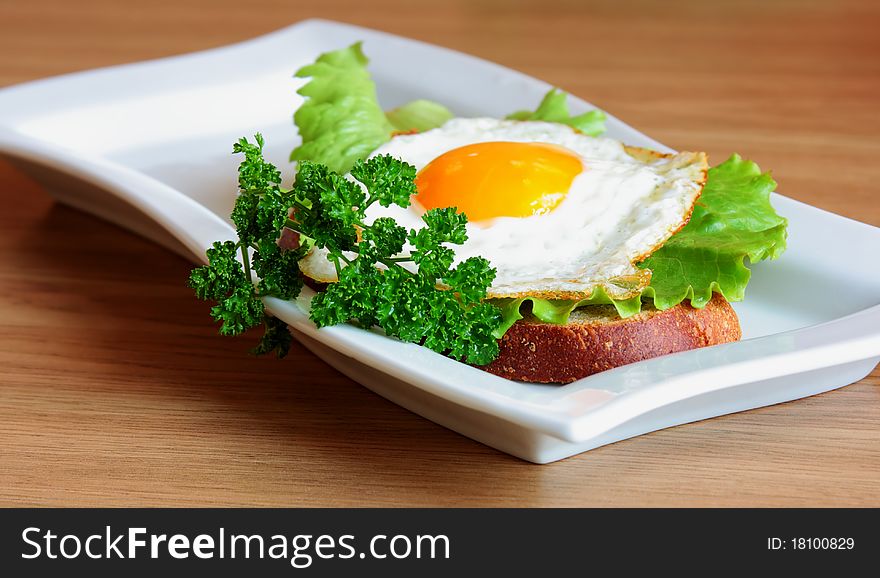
[1,19,878,463]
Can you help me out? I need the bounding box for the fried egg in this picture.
[299,118,707,300]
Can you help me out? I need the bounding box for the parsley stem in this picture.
[239,243,252,283]
[378,258,416,275]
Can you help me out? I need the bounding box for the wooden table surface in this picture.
[1,0,878,507]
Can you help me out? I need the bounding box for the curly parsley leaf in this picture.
[252,315,294,358]
[305,159,501,365]
[418,207,468,245]
[190,134,299,356]
[360,217,407,260]
[189,240,246,302]
[290,162,363,254]
[193,134,502,365]
[233,134,282,191]
[189,241,264,337]
[350,154,417,208]
[210,284,264,336]
[443,257,497,306]
[253,240,306,301]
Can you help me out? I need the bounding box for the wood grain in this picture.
[1,0,878,507]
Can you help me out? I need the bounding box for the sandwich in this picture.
[190,43,788,384]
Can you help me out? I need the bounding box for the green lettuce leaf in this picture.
[639,154,788,308]
[291,42,394,174]
[491,287,642,339]
[386,99,454,132]
[506,88,606,136]
[290,44,604,175]
[291,43,452,174]
[494,154,787,334]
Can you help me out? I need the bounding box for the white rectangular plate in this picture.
[1,19,878,463]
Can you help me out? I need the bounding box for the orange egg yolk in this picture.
[413,141,583,222]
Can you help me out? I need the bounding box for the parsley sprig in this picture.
[189,134,502,365]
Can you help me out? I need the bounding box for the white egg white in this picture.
[299,118,707,300]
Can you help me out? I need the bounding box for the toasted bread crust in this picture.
[482,294,740,383]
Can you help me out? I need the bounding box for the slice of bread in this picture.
[481,294,740,383]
